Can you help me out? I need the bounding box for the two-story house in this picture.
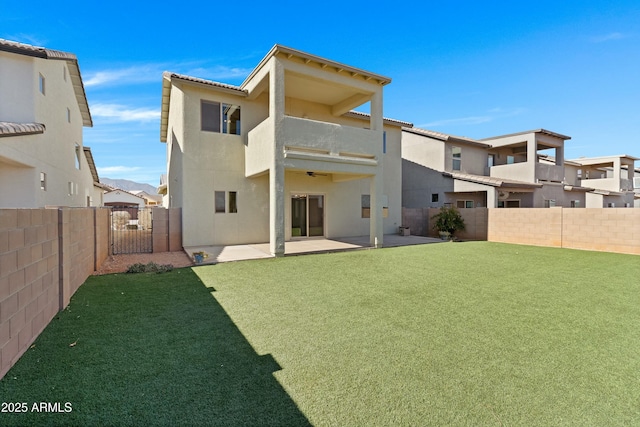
[402,127,543,209]
[402,127,635,209]
[480,129,595,208]
[0,39,102,208]
[567,155,638,207]
[160,45,410,255]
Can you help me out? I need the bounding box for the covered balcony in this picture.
[246,115,381,178]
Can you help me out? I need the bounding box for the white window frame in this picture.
[39,73,45,95]
[452,146,461,171]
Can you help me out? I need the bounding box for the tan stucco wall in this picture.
[166,65,401,248]
[0,51,96,208]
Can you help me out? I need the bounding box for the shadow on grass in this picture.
[0,268,310,426]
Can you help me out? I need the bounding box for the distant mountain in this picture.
[101,178,158,194]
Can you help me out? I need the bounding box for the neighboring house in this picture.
[402,127,637,209]
[0,38,103,208]
[568,155,638,208]
[158,174,169,207]
[103,188,146,209]
[161,44,410,255]
[131,190,163,206]
[103,189,149,229]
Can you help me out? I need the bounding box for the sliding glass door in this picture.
[291,194,324,237]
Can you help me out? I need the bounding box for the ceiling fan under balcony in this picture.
[304,171,328,178]
[498,190,510,201]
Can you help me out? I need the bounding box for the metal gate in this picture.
[109,207,153,254]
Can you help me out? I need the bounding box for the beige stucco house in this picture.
[161,45,410,255]
[0,39,103,208]
[402,127,637,209]
[567,155,638,207]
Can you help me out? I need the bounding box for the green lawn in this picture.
[1,242,639,426]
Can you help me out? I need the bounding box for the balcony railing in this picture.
[281,116,380,156]
[535,163,564,182]
[246,115,381,177]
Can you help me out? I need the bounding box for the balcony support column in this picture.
[369,90,384,248]
[269,57,286,256]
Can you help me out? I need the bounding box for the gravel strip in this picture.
[93,251,194,275]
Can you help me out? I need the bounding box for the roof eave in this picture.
[240,44,392,90]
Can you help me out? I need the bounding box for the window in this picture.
[215,191,225,213]
[456,200,474,208]
[39,73,45,95]
[40,172,46,191]
[361,195,389,218]
[63,66,67,82]
[498,200,520,208]
[75,144,81,169]
[570,200,580,208]
[215,191,238,213]
[544,199,556,208]
[229,191,237,213]
[67,108,71,123]
[68,181,77,196]
[201,101,241,135]
[507,155,515,164]
[488,154,495,168]
[452,146,461,171]
[431,193,439,203]
[383,131,387,154]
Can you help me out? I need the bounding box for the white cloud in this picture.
[590,32,627,43]
[84,62,253,88]
[84,65,161,87]
[91,103,160,122]
[4,33,46,47]
[184,65,252,80]
[97,166,141,174]
[419,108,525,128]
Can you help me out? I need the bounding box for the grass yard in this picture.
[1,242,639,426]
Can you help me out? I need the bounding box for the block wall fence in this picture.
[0,207,182,379]
[487,208,640,255]
[403,207,640,255]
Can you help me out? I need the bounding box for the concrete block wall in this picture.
[1,209,60,380]
[0,207,110,380]
[488,208,563,248]
[487,208,640,255]
[95,209,110,270]
[401,207,430,237]
[402,207,488,240]
[168,208,182,252]
[561,208,640,255]
[151,207,182,253]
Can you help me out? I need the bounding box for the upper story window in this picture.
[75,144,81,169]
[39,73,46,95]
[67,108,71,123]
[63,66,67,82]
[201,100,241,135]
[452,147,461,171]
[383,131,387,154]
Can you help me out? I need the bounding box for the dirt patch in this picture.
[94,251,194,275]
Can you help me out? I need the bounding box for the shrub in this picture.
[431,206,466,239]
[126,262,174,274]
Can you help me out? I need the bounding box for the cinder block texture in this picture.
[0,207,110,380]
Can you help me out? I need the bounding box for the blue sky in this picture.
[2,1,639,186]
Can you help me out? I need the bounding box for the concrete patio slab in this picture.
[185,234,443,264]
